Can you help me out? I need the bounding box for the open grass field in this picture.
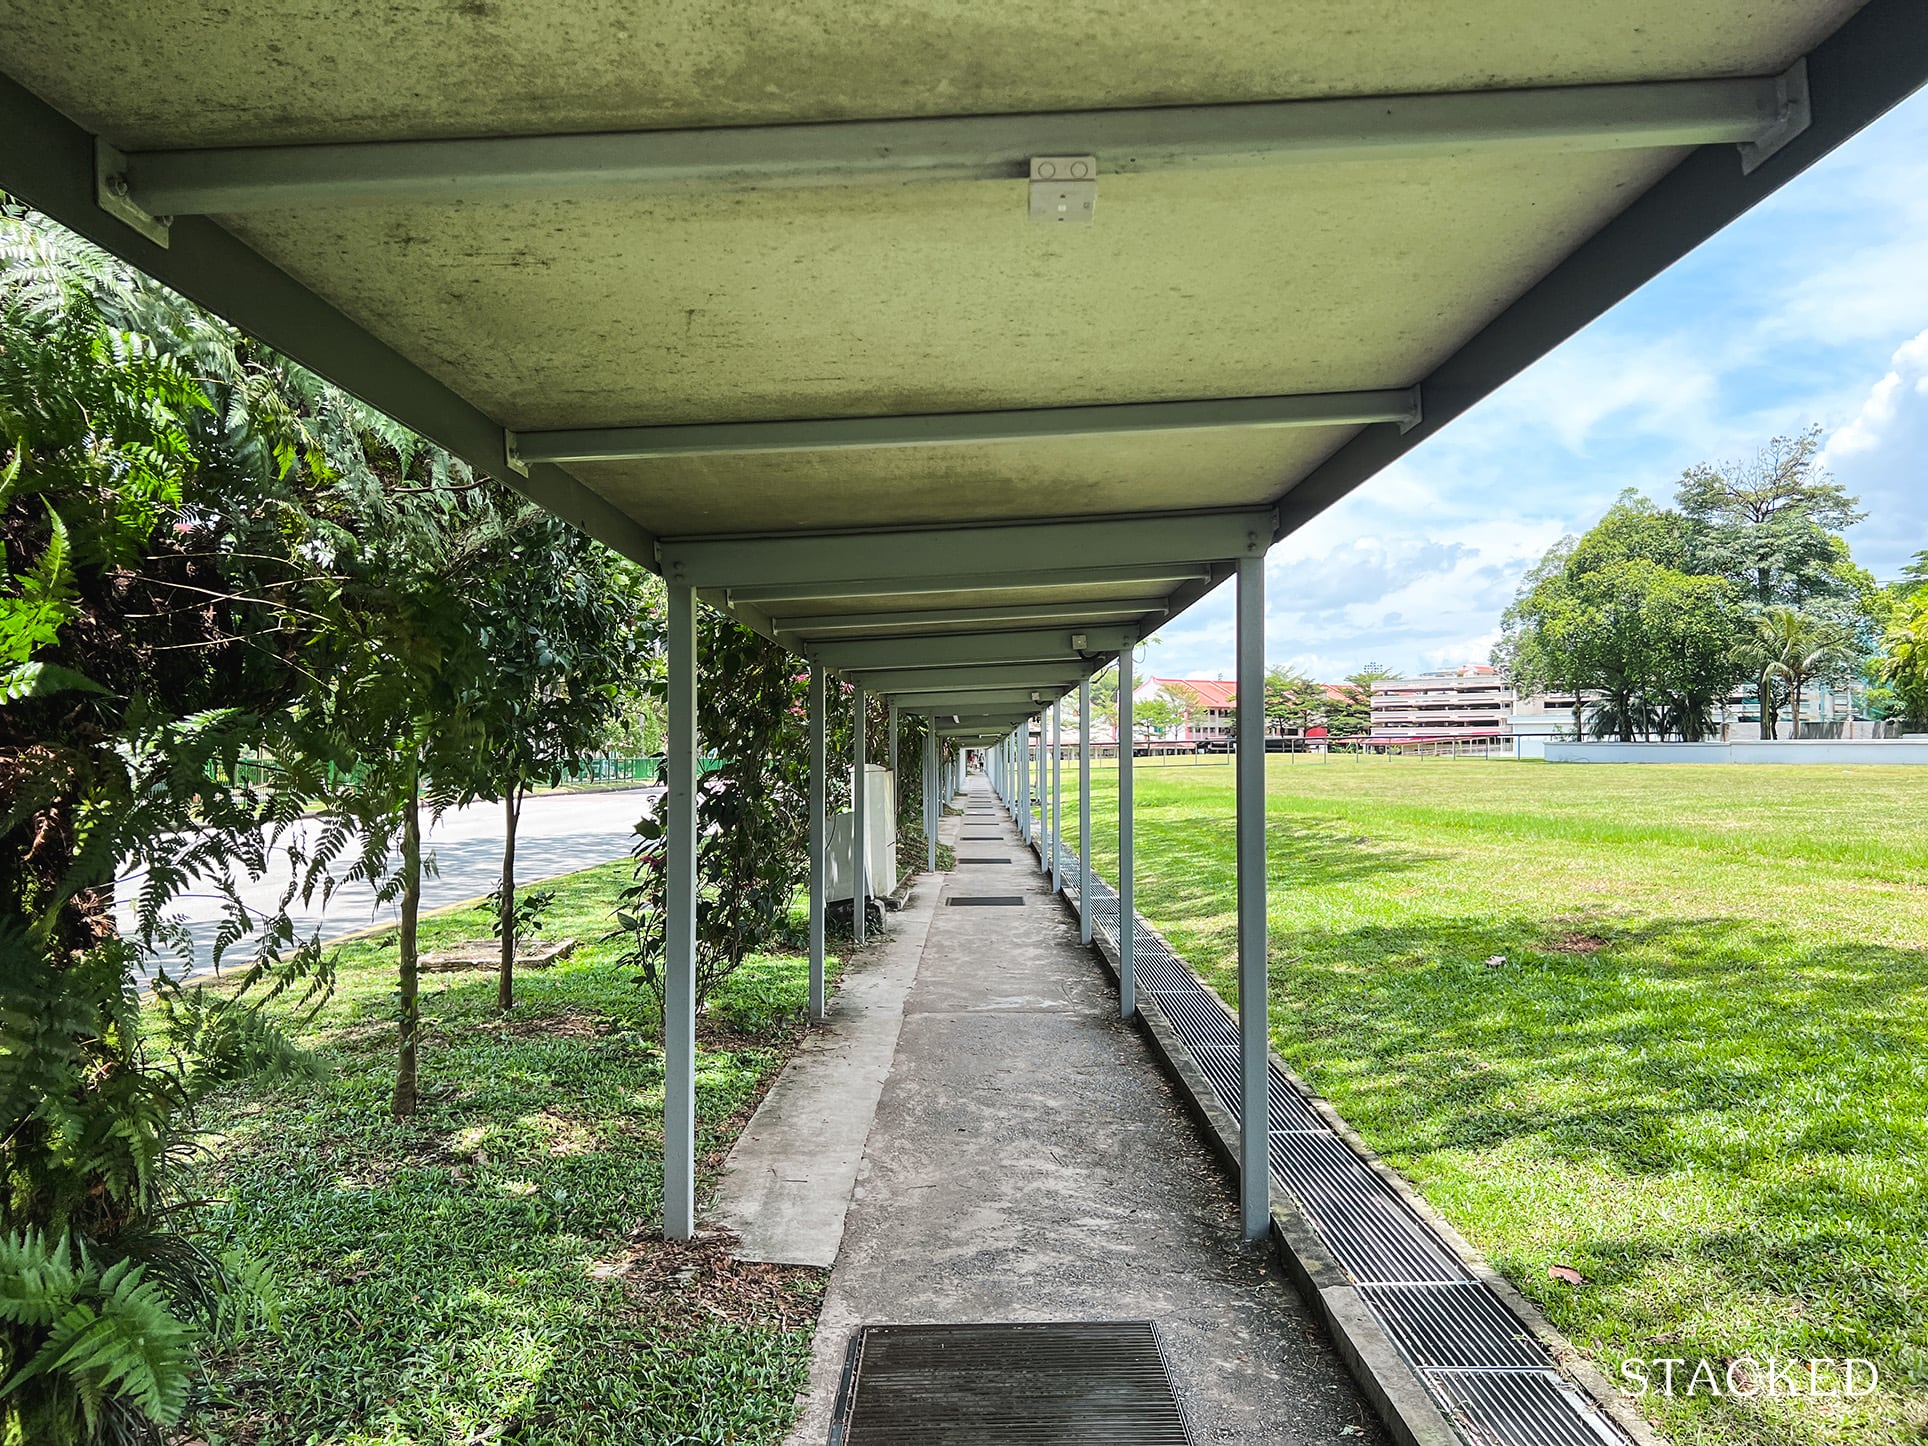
[1084,755,1928,1446]
[181,858,832,1446]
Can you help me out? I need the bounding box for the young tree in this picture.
[1262,665,1320,734]
[1133,694,1183,739]
[615,613,815,1012]
[1325,663,1398,738]
[297,407,510,1116]
[1086,664,1120,734]
[451,515,650,1010]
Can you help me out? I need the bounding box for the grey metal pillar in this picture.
[808,664,826,1024]
[1119,644,1136,1020]
[887,701,899,816]
[664,582,698,1240]
[924,724,938,872]
[1236,552,1271,1240]
[853,682,868,946]
[1037,710,1049,866]
[1079,675,1093,945]
[1051,701,1063,893]
[1019,724,1028,842]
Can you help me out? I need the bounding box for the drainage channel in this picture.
[1022,823,1626,1446]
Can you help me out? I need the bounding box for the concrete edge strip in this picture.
[1067,885,1665,1446]
[709,872,945,1264]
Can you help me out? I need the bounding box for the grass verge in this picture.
[184,857,836,1446]
[1087,755,1928,1446]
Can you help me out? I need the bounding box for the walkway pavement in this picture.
[727,779,1384,1445]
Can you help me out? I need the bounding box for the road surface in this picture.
[118,787,657,980]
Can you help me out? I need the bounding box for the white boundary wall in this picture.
[1544,740,1928,765]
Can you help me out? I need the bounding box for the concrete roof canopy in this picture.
[1,0,1920,715]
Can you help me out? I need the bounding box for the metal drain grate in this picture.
[1045,838,1633,1446]
[1266,1132,1468,1283]
[946,896,1027,907]
[1361,1284,1548,1370]
[832,1321,1194,1445]
[1187,1046,1329,1133]
[1430,1370,1624,1446]
[956,856,1015,864]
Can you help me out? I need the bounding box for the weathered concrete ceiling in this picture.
[0,0,1909,710]
[1,1,1861,147]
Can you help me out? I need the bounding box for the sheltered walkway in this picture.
[771,780,1384,1444]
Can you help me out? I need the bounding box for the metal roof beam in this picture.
[112,71,1805,219]
[772,598,1168,638]
[811,626,1135,672]
[511,389,1417,464]
[848,663,1095,694]
[726,563,1214,606]
[664,511,1269,590]
[889,689,1065,710]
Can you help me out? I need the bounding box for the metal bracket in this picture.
[1396,385,1424,435]
[1029,156,1097,224]
[93,139,170,247]
[503,430,530,477]
[1738,59,1810,175]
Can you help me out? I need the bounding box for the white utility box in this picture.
[827,764,897,903]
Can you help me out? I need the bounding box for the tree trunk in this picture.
[392,749,422,1118]
[1759,672,1778,741]
[498,785,521,1012]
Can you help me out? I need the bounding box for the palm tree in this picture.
[1877,596,1928,729]
[1751,606,1850,740]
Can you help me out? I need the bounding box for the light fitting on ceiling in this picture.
[1029,156,1096,224]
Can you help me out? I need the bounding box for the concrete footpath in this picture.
[715,781,1384,1445]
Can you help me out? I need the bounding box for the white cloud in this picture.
[1821,328,1928,578]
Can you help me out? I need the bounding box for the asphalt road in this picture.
[118,786,658,980]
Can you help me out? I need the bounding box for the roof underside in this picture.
[1,0,1915,727]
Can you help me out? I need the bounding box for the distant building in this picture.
[1150,677,1237,740]
[1371,666,1512,737]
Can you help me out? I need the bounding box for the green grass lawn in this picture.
[1085,755,1928,1446]
[184,858,835,1446]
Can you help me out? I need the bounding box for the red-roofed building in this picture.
[1150,676,1238,741]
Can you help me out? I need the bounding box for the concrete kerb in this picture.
[1066,872,1661,1446]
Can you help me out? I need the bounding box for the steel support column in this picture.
[808,664,826,1024]
[1118,644,1136,1021]
[925,725,938,872]
[1037,711,1049,871]
[1021,720,1033,844]
[887,701,899,813]
[1079,675,1093,946]
[852,682,867,946]
[1051,701,1063,894]
[1235,554,1271,1240]
[663,582,698,1241]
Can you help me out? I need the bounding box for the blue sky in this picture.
[1148,87,1928,683]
